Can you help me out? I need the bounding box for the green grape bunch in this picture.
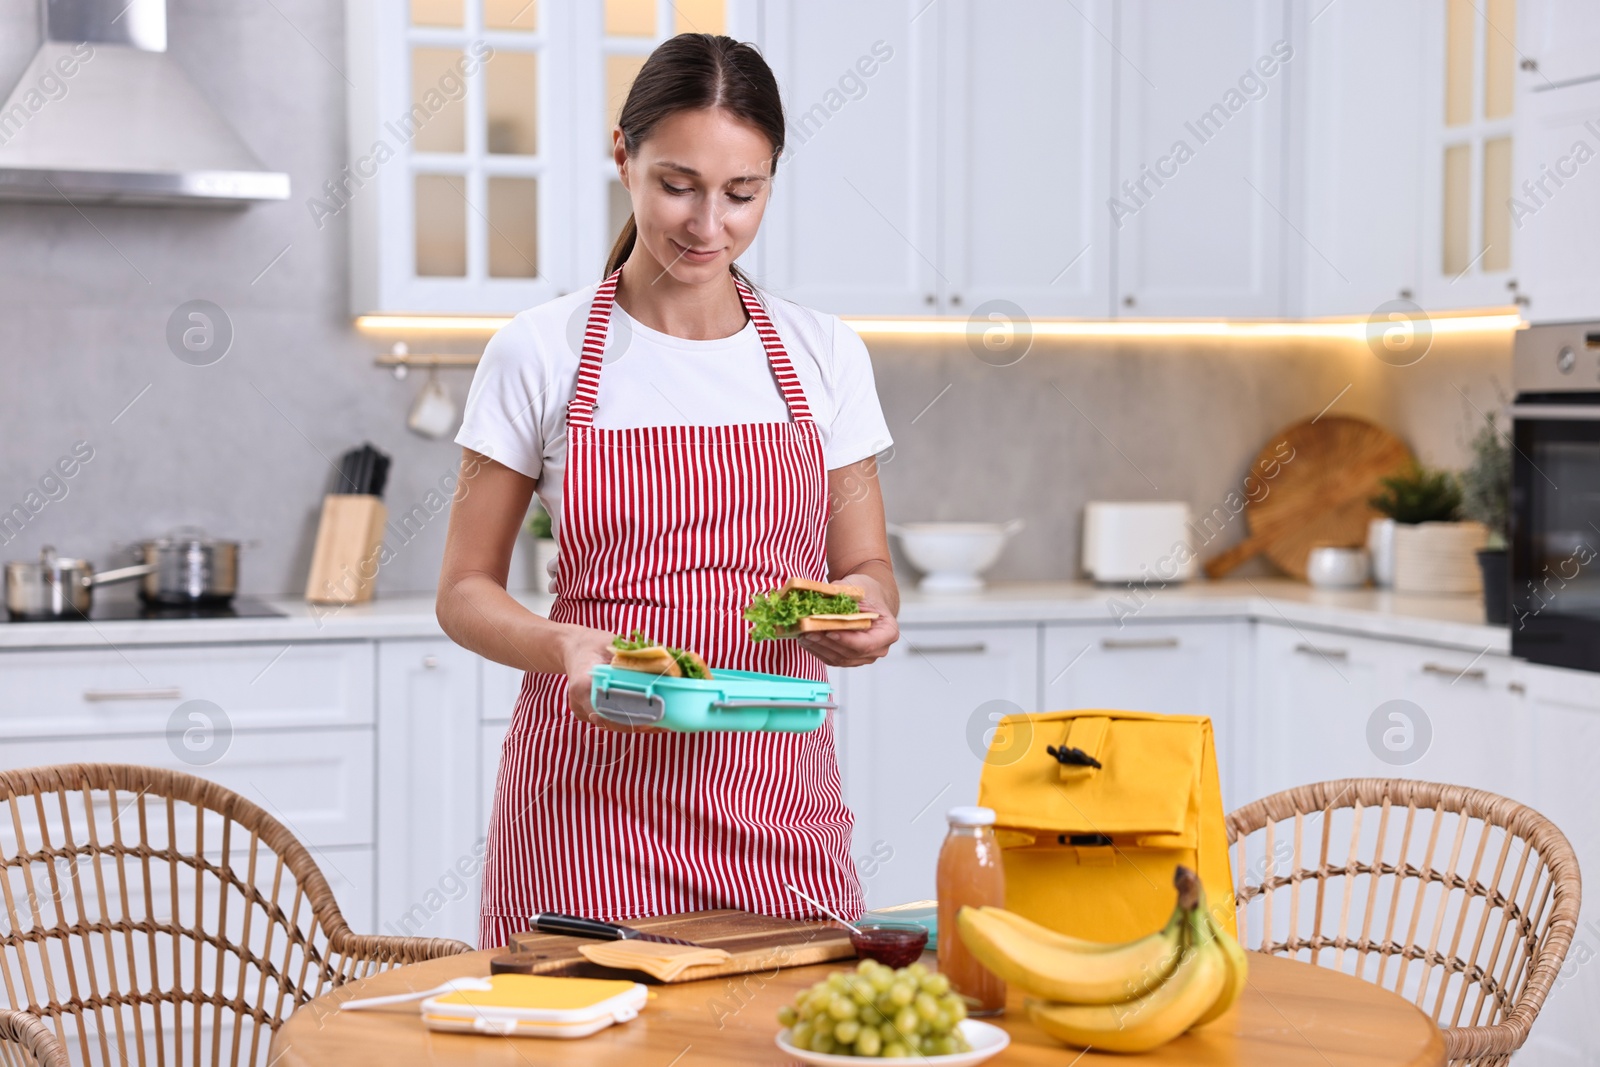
[777,959,972,1057]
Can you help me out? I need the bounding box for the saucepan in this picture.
[4,546,155,620]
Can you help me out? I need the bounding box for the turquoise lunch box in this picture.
[589,664,836,732]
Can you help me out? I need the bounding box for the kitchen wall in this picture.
[0,1,1514,598]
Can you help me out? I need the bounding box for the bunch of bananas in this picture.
[956,866,1247,1053]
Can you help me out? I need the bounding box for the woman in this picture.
[438,33,900,949]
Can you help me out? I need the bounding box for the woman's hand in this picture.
[559,626,648,731]
[798,571,899,668]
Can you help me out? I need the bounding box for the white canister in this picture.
[1367,517,1397,588]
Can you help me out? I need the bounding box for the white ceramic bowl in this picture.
[889,521,1023,594]
[1306,545,1371,589]
[776,1019,1010,1066]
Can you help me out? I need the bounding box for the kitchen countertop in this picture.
[0,579,1507,654]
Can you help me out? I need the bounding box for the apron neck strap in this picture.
[566,266,815,428]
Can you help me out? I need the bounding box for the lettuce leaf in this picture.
[743,589,861,642]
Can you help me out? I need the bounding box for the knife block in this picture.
[305,494,387,605]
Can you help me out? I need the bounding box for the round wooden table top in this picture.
[269,949,1446,1066]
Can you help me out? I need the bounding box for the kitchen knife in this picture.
[369,449,390,499]
[337,448,360,494]
[528,912,700,946]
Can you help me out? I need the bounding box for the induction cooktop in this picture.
[6,597,288,623]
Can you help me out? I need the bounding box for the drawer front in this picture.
[0,729,375,849]
[0,642,375,738]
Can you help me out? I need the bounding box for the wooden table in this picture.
[269,949,1446,1066]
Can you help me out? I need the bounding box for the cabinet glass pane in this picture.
[484,0,537,32]
[606,54,648,150]
[486,51,538,155]
[411,48,467,153]
[605,0,655,37]
[1484,0,1516,120]
[1482,136,1512,271]
[608,179,633,250]
[415,175,467,277]
[1442,143,1471,275]
[488,177,539,278]
[411,0,462,27]
[673,0,724,35]
[1445,0,1475,126]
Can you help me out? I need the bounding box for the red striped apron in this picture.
[478,267,865,948]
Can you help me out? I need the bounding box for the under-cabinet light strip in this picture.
[355,311,1525,338]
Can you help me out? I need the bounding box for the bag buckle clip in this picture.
[1046,744,1102,769]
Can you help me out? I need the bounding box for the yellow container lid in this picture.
[422,974,648,1039]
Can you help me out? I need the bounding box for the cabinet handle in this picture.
[1509,680,1527,695]
[422,655,440,670]
[1100,637,1179,650]
[1423,662,1487,682]
[949,294,962,306]
[924,293,937,306]
[1521,57,1538,71]
[83,687,182,702]
[1122,294,1136,308]
[906,642,988,656]
[1294,643,1349,660]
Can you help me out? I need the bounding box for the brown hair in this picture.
[603,33,785,288]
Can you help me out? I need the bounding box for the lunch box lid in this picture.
[421,975,647,1037]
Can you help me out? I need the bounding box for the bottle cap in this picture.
[946,806,995,827]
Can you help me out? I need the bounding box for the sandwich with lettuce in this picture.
[610,630,712,679]
[743,578,880,641]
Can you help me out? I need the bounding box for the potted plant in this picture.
[524,502,559,593]
[1459,414,1512,623]
[1369,464,1487,595]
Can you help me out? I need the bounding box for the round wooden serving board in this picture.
[1204,415,1413,581]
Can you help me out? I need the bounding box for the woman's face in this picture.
[614,107,773,284]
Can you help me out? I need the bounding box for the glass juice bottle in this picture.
[936,805,1007,1016]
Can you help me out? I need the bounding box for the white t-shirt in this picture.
[455,279,894,550]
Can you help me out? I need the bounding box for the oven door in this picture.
[1510,395,1600,670]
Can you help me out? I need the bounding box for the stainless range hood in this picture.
[0,0,289,206]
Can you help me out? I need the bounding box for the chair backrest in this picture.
[1227,778,1580,1065]
[0,764,371,1067]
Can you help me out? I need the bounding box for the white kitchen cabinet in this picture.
[1416,0,1520,311]
[1388,646,1527,801]
[1511,77,1600,323]
[755,0,939,315]
[481,658,525,723]
[1250,622,1391,801]
[1293,0,1425,316]
[344,0,755,315]
[1515,660,1600,1064]
[1042,620,1249,808]
[375,639,483,945]
[1111,0,1290,317]
[934,0,1115,318]
[837,624,1039,909]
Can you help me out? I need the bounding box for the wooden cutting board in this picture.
[490,909,858,983]
[1203,415,1413,581]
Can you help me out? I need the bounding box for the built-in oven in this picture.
[1510,322,1600,672]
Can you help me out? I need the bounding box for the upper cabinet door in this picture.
[755,1,941,316]
[1416,0,1519,311]
[1112,0,1290,318]
[347,0,575,315]
[1294,0,1425,317]
[1511,2,1600,323]
[936,0,1114,319]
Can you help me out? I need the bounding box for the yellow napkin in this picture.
[578,940,733,981]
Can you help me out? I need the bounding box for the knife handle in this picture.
[529,912,631,940]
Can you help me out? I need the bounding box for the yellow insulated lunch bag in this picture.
[976,708,1236,943]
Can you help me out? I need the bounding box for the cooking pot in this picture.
[4,546,154,619]
[123,526,241,606]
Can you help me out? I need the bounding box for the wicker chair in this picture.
[1226,778,1581,1067]
[0,764,473,1067]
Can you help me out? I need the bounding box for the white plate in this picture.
[774,1020,1010,1066]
